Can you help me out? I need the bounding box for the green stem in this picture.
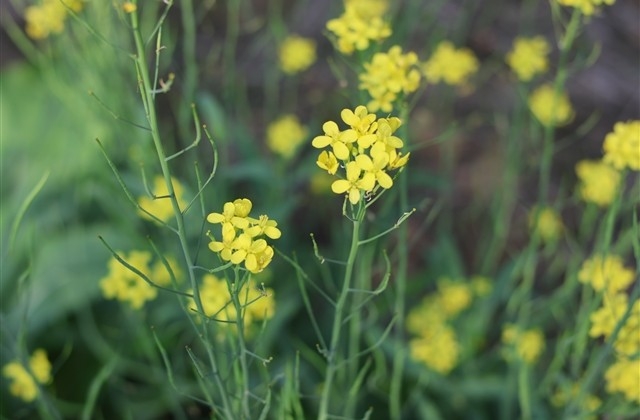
[318,213,363,420]
[129,7,233,418]
[231,270,251,419]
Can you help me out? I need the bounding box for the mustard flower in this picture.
[406,296,448,336]
[24,0,84,40]
[605,357,640,404]
[437,278,473,318]
[279,35,317,75]
[409,323,460,374]
[575,160,621,206]
[551,383,602,420]
[207,198,279,273]
[267,115,308,159]
[603,120,640,171]
[589,294,640,357]
[528,83,574,127]
[100,250,159,309]
[422,41,479,86]
[138,175,188,223]
[359,46,422,112]
[344,0,389,18]
[528,206,564,243]
[312,121,358,160]
[326,2,391,55]
[556,0,616,16]
[123,2,136,13]
[578,254,634,295]
[3,349,52,403]
[316,151,339,175]
[331,161,376,205]
[502,325,545,364]
[506,36,550,82]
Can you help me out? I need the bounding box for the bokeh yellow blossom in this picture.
[506,36,550,82]
[423,41,479,86]
[24,0,84,40]
[551,382,602,420]
[578,254,634,295]
[602,120,640,171]
[409,323,460,374]
[605,357,640,404]
[123,2,136,13]
[589,293,640,357]
[437,279,473,318]
[3,349,52,402]
[575,160,621,206]
[502,325,545,364]
[267,115,308,159]
[138,175,188,223]
[359,46,421,112]
[556,0,616,16]
[528,206,564,243]
[279,35,317,74]
[326,1,391,55]
[528,84,574,127]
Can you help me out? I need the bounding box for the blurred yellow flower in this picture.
[123,2,136,13]
[502,325,545,364]
[279,35,316,75]
[556,0,615,16]
[24,0,84,40]
[575,160,621,206]
[423,41,479,86]
[528,206,564,243]
[603,120,640,171]
[605,357,640,404]
[344,0,388,18]
[437,278,473,318]
[506,36,550,82]
[589,293,640,357]
[528,84,574,127]
[551,382,602,420]
[100,250,156,309]
[326,2,391,55]
[267,115,308,159]
[2,349,51,402]
[359,45,421,112]
[138,175,188,223]
[409,323,460,374]
[578,254,634,295]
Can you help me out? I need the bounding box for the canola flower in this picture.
[528,206,564,243]
[605,357,640,404]
[100,251,179,309]
[188,274,275,333]
[326,0,391,55]
[528,83,574,127]
[501,325,545,364]
[422,41,479,86]
[556,0,616,16]
[207,198,280,274]
[358,46,421,112]
[436,278,473,318]
[578,254,634,295]
[409,323,460,374]
[506,36,550,82]
[589,293,640,357]
[267,114,308,159]
[24,0,84,40]
[138,175,188,223]
[278,35,317,75]
[575,160,621,206]
[312,105,409,205]
[3,349,52,402]
[602,120,640,171]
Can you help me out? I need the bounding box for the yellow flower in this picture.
[556,0,616,16]
[423,41,479,86]
[279,35,317,75]
[605,357,640,404]
[502,325,545,364]
[3,349,52,403]
[437,279,473,318]
[331,161,375,204]
[506,36,550,82]
[267,115,308,159]
[551,382,602,420]
[409,322,460,374]
[578,254,634,295]
[344,0,389,18]
[138,176,188,223]
[100,250,159,309]
[326,3,391,55]
[528,84,574,127]
[575,160,621,206]
[312,121,358,161]
[24,0,84,40]
[316,151,339,175]
[603,120,640,171]
[589,294,640,357]
[528,206,564,243]
[359,46,421,112]
[123,2,137,13]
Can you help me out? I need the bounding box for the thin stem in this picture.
[230,270,251,419]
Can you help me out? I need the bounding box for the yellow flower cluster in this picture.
[605,358,640,405]
[422,41,479,87]
[100,250,179,309]
[501,324,545,364]
[528,83,574,127]
[2,349,51,402]
[278,35,317,75]
[24,0,84,40]
[603,120,640,171]
[528,206,564,243]
[138,175,188,223]
[267,114,308,159]
[578,254,634,295]
[311,106,410,205]
[358,46,421,112]
[506,36,550,82]
[556,0,615,16]
[551,382,602,420]
[407,278,486,374]
[575,160,621,206]
[326,0,391,55]
[207,198,280,274]
[188,274,275,334]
